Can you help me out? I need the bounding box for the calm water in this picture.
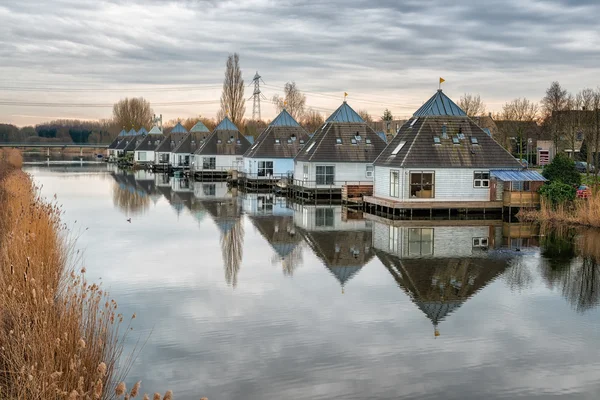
[25,163,600,399]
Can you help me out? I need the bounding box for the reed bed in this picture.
[0,150,170,399]
[519,195,600,228]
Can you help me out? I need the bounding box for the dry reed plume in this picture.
[519,195,600,228]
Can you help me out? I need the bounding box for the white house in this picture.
[133,125,163,165]
[243,109,310,180]
[293,101,387,189]
[153,122,188,168]
[370,89,527,207]
[193,117,251,174]
[107,129,127,160]
[171,121,210,169]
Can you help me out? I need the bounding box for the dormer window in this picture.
[170,140,175,147]
[291,134,296,141]
[355,134,362,141]
[236,139,241,144]
[433,136,441,145]
[365,138,372,145]
[351,138,357,145]
[452,137,460,145]
[275,139,281,144]
[299,139,305,144]
[287,139,292,144]
[471,137,479,145]
[336,138,342,145]
[217,139,222,144]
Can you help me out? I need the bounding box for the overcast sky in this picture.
[2,0,600,126]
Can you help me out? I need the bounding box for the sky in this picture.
[2,0,600,126]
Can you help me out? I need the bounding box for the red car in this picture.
[577,185,591,198]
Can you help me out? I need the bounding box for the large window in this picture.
[315,208,334,227]
[203,157,216,170]
[316,166,335,185]
[474,171,490,188]
[138,152,146,161]
[410,171,434,198]
[408,228,434,256]
[258,161,274,177]
[159,153,169,163]
[390,170,400,197]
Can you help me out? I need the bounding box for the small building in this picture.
[193,117,252,179]
[367,89,534,215]
[171,121,211,169]
[153,123,188,170]
[243,109,310,182]
[293,101,387,194]
[134,125,164,165]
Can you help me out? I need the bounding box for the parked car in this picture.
[575,161,595,173]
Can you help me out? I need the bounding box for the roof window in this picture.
[351,138,357,145]
[305,142,316,153]
[287,139,293,144]
[336,138,342,144]
[365,138,372,144]
[391,141,406,155]
[410,118,418,128]
[217,139,222,144]
[471,137,479,145]
[433,136,441,145]
[236,139,241,144]
[299,139,305,144]
[452,137,460,145]
[275,139,281,144]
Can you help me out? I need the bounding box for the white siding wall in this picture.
[373,167,491,202]
[134,150,155,163]
[243,157,295,177]
[372,222,493,258]
[292,205,371,231]
[293,161,373,188]
[193,182,230,199]
[194,155,243,171]
[242,193,294,216]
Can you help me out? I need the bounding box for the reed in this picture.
[519,194,600,228]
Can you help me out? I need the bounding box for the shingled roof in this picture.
[190,121,210,133]
[172,132,209,154]
[249,215,302,259]
[169,122,188,134]
[294,101,387,163]
[137,127,148,135]
[375,91,522,169]
[195,117,251,156]
[155,132,189,153]
[244,110,310,159]
[127,128,137,136]
[134,134,165,151]
[123,135,145,152]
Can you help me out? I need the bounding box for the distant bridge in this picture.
[0,143,108,148]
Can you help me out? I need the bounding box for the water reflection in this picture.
[111,171,150,215]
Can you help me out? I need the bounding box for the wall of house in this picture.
[134,150,155,163]
[242,193,294,216]
[243,157,295,178]
[372,222,499,258]
[293,161,373,188]
[171,153,192,167]
[171,177,193,192]
[193,182,231,199]
[292,204,371,232]
[155,151,171,164]
[373,167,493,202]
[194,154,243,171]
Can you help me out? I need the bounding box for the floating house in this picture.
[134,125,164,165]
[193,117,252,179]
[171,121,211,169]
[293,101,387,196]
[367,89,546,215]
[153,123,188,170]
[243,109,310,182]
[107,129,128,160]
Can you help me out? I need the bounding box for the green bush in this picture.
[539,181,576,205]
[542,154,581,186]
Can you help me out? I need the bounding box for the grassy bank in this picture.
[519,194,600,228]
[0,150,181,399]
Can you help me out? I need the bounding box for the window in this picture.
[391,141,406,155]
[365,138,372,144]
[316,165,335,185]
[355,134,362,141]
[390,170,400,197]
[236,139,241,145]
[138,152,146,161]
[160,153,169,163]
[217,139,222,144]
[473,237,489,247]
[203,157,216,170]
[305,142,316,153]
[315,208,334,227]
[258,195,274,212]
[366,165,373,178]
[389,226,399,253]
[410,172,434,198]
[408,228,433,256]
[474,171,490,188]
[433,136,441,144]
[203,184,216,196]
[471,137,479,145]
[458,133,465,140]
[287,139,292,144]
[351,138,357,145]
[299,139,305,144]
[336,138,342,145]
[303,165,309,181]
[452,137,460,145]
[410,118,418,127]
[275,139,281,144]
[258,161,274,177]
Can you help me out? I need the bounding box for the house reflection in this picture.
[294,205,374,292]
[110,171,150,216]
[371,219,512,336]
[194,182,244,287]
[244,194,304,276]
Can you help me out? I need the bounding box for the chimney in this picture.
[442,124,448,139]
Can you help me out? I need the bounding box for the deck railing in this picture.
[503,191,541,207]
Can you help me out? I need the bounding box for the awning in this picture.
[490,170,547,182]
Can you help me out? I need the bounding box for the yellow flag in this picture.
[439,77,445,84]
[344,92,348,97]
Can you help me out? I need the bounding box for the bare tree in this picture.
[541,81,569,148]
[458,93,486,117]
[272,82,306,120]
[576,89,597,168]
[358,109,373,122]
[218,53,245,125]
[112,97,153,131]
[301,108,324,133]
[499,98,539,161]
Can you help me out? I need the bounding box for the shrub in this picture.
[539,181,576,205]
[542,154,581,186]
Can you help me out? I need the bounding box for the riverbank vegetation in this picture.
[0,149,182,399]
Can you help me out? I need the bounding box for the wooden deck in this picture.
[364,213,503,227]
[363,196,503,210]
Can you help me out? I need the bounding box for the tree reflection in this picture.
[112,181,149,216]
[278,244,304,277]
[503,258,534,291]
[221,218,244,288]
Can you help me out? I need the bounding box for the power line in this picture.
[0,84,223,93]
[0,100,221,108]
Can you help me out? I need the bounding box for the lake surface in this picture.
[26,163,600,400]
